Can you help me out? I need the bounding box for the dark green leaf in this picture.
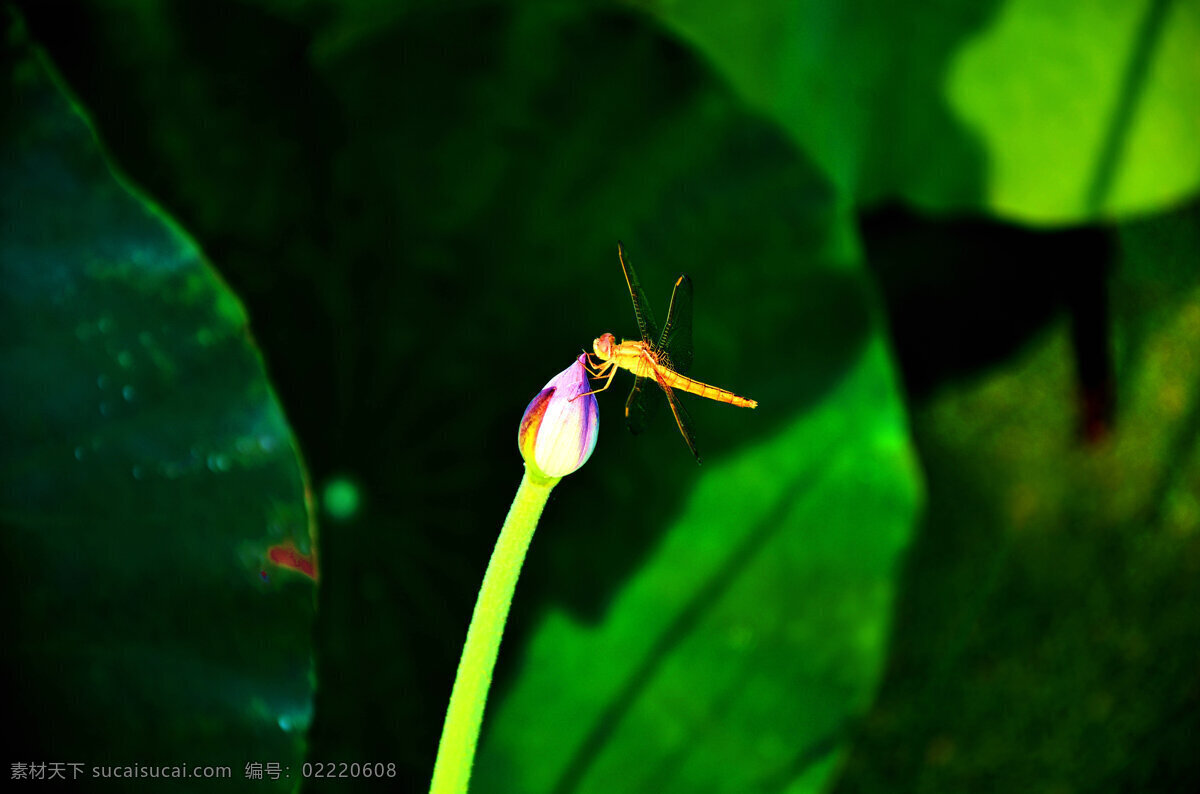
[0,29,315,789]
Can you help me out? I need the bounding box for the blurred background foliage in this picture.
[3,0,1199,792]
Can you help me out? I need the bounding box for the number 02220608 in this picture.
[302,762,397,778]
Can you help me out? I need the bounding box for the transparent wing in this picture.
[624,375,664,436]
[656,370,701,464]
[617,242,660,345]
[656,274,693,374]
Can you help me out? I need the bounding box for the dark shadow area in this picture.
[860,205,1115,437]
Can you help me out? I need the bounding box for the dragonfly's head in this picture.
[592,332,616,362]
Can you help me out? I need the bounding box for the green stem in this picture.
[429,466,559,794]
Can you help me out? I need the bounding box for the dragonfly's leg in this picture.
[573,362,617,400]
[585,356,612,379]
[584,353,611,377]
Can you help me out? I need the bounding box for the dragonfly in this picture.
[577,242,757,463]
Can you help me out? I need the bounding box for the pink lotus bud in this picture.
[518,355,599,479]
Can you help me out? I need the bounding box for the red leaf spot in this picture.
[267,542,318,581]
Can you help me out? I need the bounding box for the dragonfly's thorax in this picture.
[610,339,658,378]
[593,332,653,370]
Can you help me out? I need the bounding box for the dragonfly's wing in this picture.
[656,274,694,374]
[655,371,701,464]
[617,242,660,345]
[625,375,664,436]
